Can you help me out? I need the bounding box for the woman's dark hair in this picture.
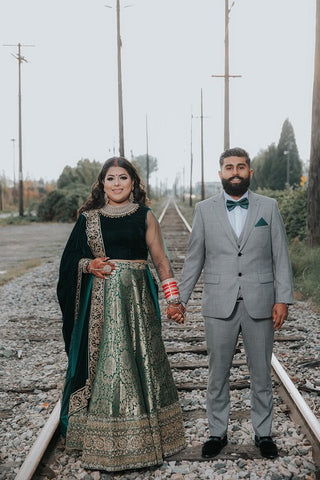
[78,157,148,214]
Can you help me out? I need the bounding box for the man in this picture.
[178,147,293,459]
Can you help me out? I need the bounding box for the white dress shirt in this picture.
[224,191,249,238]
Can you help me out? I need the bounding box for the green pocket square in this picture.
[255,217,268,227]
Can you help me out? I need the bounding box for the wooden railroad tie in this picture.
[166,444,286,462]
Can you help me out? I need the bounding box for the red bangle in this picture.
[161,278,180,301]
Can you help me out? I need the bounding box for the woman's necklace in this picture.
[99,202,139,218]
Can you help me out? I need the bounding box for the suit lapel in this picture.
[239,191,261,248]
[213,193,239,249]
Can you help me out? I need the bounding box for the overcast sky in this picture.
[0,0,316,188]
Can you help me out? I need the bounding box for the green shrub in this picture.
[37,187,89,222]
[256,187,307,240]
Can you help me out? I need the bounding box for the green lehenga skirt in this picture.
[65,261,185,471]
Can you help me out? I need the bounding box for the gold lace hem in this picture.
[66,401,185,472]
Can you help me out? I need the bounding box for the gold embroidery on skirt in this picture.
[66,402,185,471]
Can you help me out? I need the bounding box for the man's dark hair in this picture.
[219,147,251,168]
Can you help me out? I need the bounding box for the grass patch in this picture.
[0,215,40,226]
[0,258,43,286]
[289,242,320,306]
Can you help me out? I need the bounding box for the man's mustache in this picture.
[227,176,244,181]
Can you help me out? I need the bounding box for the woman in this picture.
[57,157,186,472]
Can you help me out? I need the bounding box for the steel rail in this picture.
[158,198,171,224]
[15,400,61,480]
[173,199,320,461]
[272,354,320,463]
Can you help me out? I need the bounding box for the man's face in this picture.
[219,156,253,197]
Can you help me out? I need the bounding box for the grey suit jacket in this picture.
[179,190,293,319]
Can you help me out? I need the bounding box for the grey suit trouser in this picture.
[204,300,274,438]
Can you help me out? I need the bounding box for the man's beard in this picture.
[221,176,250,196]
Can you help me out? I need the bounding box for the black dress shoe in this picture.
[255,435,278,459]
[202,436,228,458]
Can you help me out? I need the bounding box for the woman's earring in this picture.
[129,188,134,203]
[104,192,109,204]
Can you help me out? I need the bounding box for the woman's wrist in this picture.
[161,278,180,304]
[166,297,181,305]
[81,258,92,274]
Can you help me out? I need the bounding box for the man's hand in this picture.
[272,303,288,331]
[165,303,186,324]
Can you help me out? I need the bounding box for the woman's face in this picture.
[103,166,134,206]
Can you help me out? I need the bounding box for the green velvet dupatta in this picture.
[57,214,94,435]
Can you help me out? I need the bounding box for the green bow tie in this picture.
[226,198,249,211]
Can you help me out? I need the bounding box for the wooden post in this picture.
[307,0,320,246]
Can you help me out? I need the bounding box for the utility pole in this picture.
[116,0,125,157]
[106,1,131,157]
[307,0,320,245]
[192,90,210,201]
[146,115,150,198]
[3,43,34,216]
[212,0,241,150]
[189,114,193,207]
[182,167,185,202]
[11,138,16,186]
[200,89,205,201]
[283,150,290,185]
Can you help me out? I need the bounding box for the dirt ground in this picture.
[0,223,73,272]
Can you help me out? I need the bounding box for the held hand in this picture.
[165,303,186,325]
[272,303,288,331]
[88,257,117,279]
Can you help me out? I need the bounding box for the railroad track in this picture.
[13,200,320,479]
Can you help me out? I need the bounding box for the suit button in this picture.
[238,273,242,276]
[238,252,242,256]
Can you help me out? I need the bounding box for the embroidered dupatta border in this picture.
[68,210,106,416]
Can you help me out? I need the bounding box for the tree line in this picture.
[37,154,158,222]
[251,119,304,191]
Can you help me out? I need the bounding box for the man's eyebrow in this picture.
[224,161,247,167]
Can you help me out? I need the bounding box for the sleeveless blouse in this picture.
[99,205,149,260]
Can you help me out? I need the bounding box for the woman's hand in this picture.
[88,257,117,279]
[165,303,186,325]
